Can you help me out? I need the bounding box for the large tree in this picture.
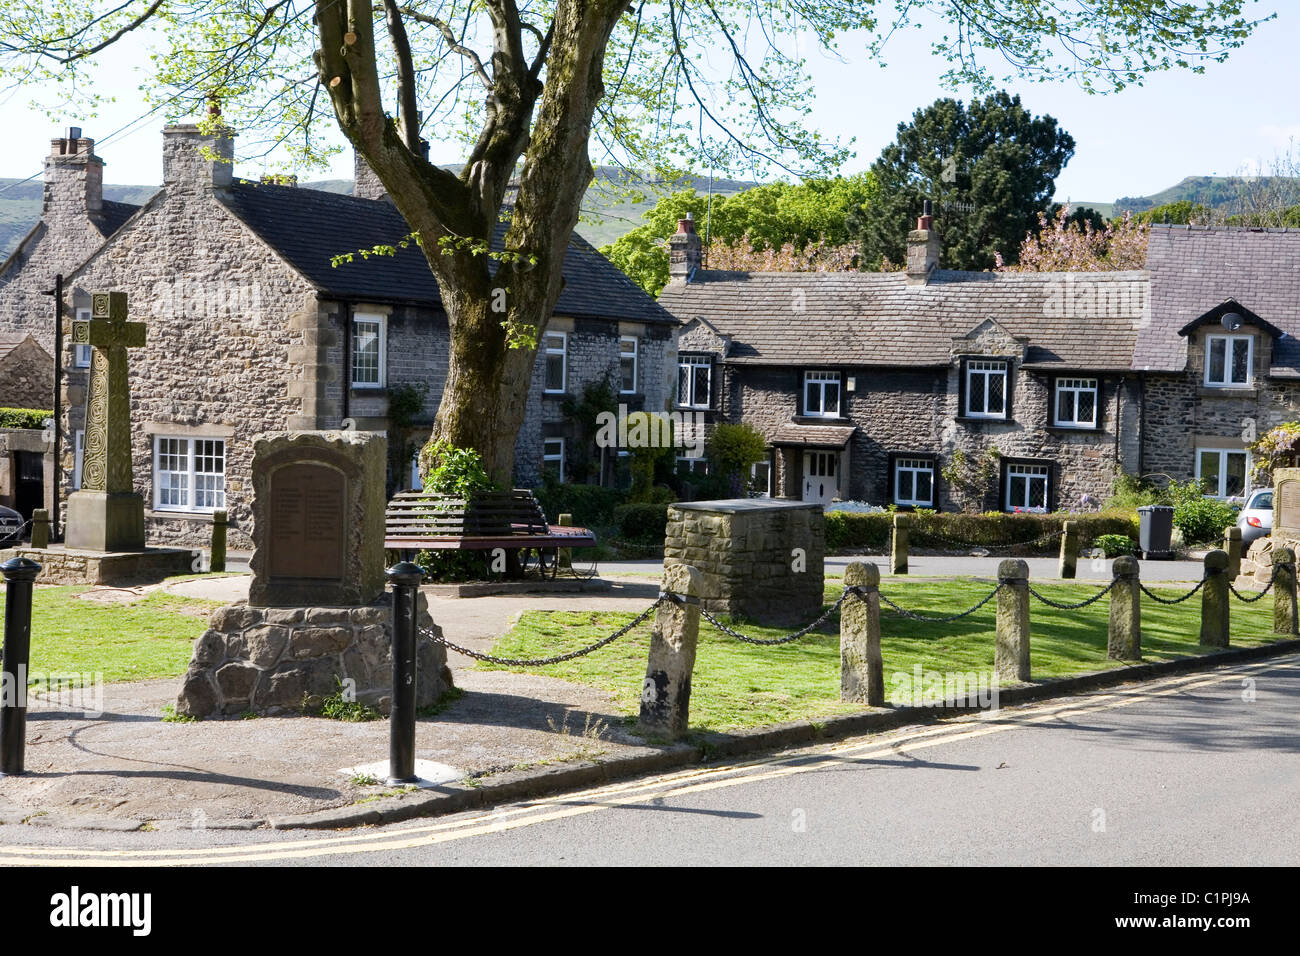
[0,2,1271,482]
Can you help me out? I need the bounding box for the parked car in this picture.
[1237,488,1273,546]
[0,506,23,547]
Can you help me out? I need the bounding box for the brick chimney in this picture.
[906,199,941,285]
[162,124,234,192]
[668,212,703,281]
[43,127,104,224]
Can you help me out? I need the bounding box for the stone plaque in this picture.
[268,463,345,580]
[1278,478,1300,531]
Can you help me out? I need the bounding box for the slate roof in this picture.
[658,269,1146,371]
[1139,225,1300,374]
[221,180,676,324]
[96,200,141,239]
[0,332,48,361]
[770,423,857,447]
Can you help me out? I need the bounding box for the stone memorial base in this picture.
[1235,534,1300,592]
[664,498,825,626]
[175,594,453,719]
[0,544,193,585]
[64,489,146,553]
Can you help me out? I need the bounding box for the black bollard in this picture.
[1,557,41,776]
[386,561,425,786]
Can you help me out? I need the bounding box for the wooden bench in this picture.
[384,489,596,578]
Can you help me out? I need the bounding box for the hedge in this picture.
[533,483,627,528]
[825,510,1141,554]
[613,503,670,542]
[0,407,51,430]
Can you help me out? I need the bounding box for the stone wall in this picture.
[175,595,452,718]
[0,545,191,585]
[663,499,825,625]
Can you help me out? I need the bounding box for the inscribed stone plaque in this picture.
[1278,478,1300,531]
[268,463,345,580]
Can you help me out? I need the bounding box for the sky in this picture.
[1,4,1296,205]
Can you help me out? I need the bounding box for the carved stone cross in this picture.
[71,291,146,494]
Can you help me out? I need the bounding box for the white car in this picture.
[1237,489,1273,546]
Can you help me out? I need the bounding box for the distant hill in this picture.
[1113,175,1300,217]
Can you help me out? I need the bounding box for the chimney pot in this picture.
[669,214,703,280]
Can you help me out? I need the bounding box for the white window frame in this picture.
[803,370,842,418]
[1196,448,1251,500]
[409,450,423,492]
[543,332,567,394]
[1053,377,1099,428]
[894,457,935,507]
[1204,334,1253,388]
[152,436,227,514]
[1005,463,1050,513]
[749,459,772,498]
[619,335,638,394]
[74,308,92,368]
[73,430,85,490]
[350,313,387,389]
[543,437,565,480]
[966,360,1009,419]
[678,355,712,409]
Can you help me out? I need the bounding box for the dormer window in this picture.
[965,360,1008,419]
[1205,334,1252,387]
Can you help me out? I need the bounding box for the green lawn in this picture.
[2,586,217,689]
[480,577,1287,733]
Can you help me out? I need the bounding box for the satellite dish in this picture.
[1220,312,1243,331]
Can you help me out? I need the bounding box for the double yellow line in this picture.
[0,660,1282,866]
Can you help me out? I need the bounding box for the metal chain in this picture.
[421,597,664,667]
[877,583,1002,623]
[1229,575,1275,603]
[1027,578,1117,610]
[698,591,850,646]
[906,529,1062,553]
[1139,578,1205,605]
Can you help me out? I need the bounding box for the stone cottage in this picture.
[0,333,53,409]
[3,124,677,550]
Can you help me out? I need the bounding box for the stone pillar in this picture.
[558,512,573,571]
[891,513,910,575]
[1200,549,1230,649]
[996,559,1030,682]
[1058,521,1078,579]
[30,509,49,550]
[1224,526,1243,579]
[1272,546,1298,636]
[841,562,883,705]
[636,564,703,739]
[1107,555,1141,661]
[210,509,227,574]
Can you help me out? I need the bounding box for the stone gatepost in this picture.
[1107,555,1141,661]
[1199,549,1230,649]
[1058,521,1078,579]
[841,562,883,705]
[1272,547,1298,636]
[1224,526,1243,580]
[891,513,910,575]
[210,509,227,573]
[30,509,49,550]
[995,559,1030,682]
[636,563,703,739]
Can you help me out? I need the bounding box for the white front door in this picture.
[802,451,840,505]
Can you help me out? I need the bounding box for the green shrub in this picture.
[707,422,767,493]
[533,480,627,527]
[0,407,51,430]
[417,439,497,497]
[613,503,669,542]
[1092,533,1136,557]
[1172,497,1238,547]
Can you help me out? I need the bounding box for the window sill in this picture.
[792,415,848,424]
[350,384,386,393]
[1198,386,1257,399]
[146,509,221,523]
[1047,424,1102,434]
[956,414,1012,424]
[543,390,568,399]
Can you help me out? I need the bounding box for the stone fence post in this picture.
[891,514,910,575]
[995,559,1030,682]
[1058,521,1078,579]
[557,513,573,571]
[1107,555,1141,661]
[30,509,49,550]
[636,563,704,739]
[1200,549,1230,649]
[210,509,227,574]
[1272,546,1298,636]
[841,562,883,705]
[1224,526,1243,580]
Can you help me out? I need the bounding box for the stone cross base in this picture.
[64,489,145,552]
[0,545,192,586]
[175,596,453,719]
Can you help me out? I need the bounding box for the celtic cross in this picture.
[71,291,146,494]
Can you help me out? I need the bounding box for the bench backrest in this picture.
[386,489,550,539]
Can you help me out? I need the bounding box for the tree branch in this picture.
[53,0,165,64]
[382,0,421,150]
[399,6,492,90]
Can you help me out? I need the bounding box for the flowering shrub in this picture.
[1249,422,1300,482]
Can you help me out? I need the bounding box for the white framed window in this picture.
[153,436,226,513]
[619,336,638,394]
[544,332,567,393]
[1196,448,1250,499]
[803,370,842,418]
[543,438,565,480]
[678,355,712,408]
[749,460,772,497]
[1205,335,1252,387]
[966,360,1008,418]
[1005,463,1049,513]
[351,313,386,388]
[74,308,92,368]
[1054,378,1099,428]
[73,430,85,489]
[894,457,935,507]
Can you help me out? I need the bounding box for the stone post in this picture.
[557,512,573,571]
[636,563,703,739]
[891,513,910,575]
[841,562,883,705]
[995,559,1030,682]
[1058,521,1078,579]
[1199,549,1230,649]
[1224,526,1243,580]
[30,509,49,550]
[1107,555,1141,661]
[210,509,227,573]
[1272,546,1298,636]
